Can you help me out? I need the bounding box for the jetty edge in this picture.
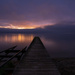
[13,37,61,75]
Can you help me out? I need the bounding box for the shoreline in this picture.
[52,57,75,75]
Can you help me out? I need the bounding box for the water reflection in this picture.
[0,33,75,57]
[39,34,75,58]
[0,34,34,43]
[0,34,34,50]
[41,37,56,46]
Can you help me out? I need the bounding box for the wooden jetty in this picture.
[13,37,60,75]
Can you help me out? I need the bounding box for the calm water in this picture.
[0,33,75,58]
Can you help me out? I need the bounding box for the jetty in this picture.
[13,37,60,75]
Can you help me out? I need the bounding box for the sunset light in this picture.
[0,25,38,29]
[0,0,75,75]
[0,23,55,29]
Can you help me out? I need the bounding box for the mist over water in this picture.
[0,32,75,58]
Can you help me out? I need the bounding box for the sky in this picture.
[0,0,75,29]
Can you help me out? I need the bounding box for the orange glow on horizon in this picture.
[0,25,37,29]
[0,22,55,29]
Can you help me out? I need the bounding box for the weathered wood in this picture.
[0,55,21,58]
[0,47,27,68]
[0,46,17,61]
[13,37,60,75]
[0,46,17,53]
[5,50,26,53]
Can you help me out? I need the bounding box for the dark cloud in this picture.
[0,0,75,28]
[0,21,75,35]
[44,21,75,29]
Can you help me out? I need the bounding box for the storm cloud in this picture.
[0,0,75,28]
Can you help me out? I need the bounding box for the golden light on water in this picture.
[0,34,34,43]
[18,34,22,41]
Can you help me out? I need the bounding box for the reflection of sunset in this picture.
[18,34,22,41]
[0,34,34,43]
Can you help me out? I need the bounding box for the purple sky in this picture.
[0,0,75,29]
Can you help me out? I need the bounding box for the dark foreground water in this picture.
[0,33,75,58]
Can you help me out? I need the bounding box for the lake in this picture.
[0,33,75,58]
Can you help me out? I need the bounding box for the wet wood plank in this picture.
[13,37,60,75]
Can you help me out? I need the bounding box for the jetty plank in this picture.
[13,37,60,75]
